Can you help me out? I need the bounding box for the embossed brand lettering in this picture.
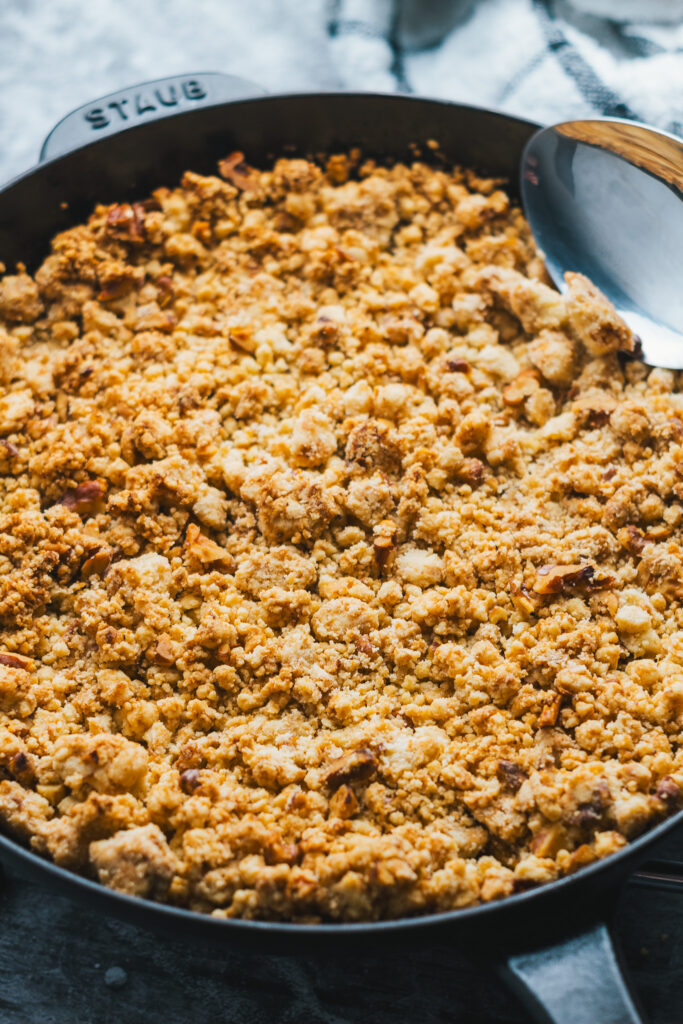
[183,80,206,100]
[107,99,129,120]
[83,78,208,132]
[135,94,156,115]
[85,108,109,129]
[155,86,178,107]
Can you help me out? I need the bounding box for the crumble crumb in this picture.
[0,153,681,922]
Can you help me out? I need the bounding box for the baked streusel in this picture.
[0,152,681,921]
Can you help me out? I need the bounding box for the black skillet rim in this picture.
[1,807,682,937]
[0,88,681,939]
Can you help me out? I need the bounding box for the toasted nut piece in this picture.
[532,563,595,595]
[36,783,66,805]
[569,784,609,830]
[81,548,112,578]
[570,804,603,829]
[228,325,257,353]
[354,635,380,659]
[192,220,212,245]
[502,368,541,406]
[155,274,173,306]
[105,202,147,244]
[457,458,486,486]
[97,271,141,303]
[654,776,682,810]
[272,211,300,233]
[0,653,32,670]
[323,748,378,788]
[373,519,398,574]
[572,389,617,428]
[446,358,470,373]
[153,636,176,667]
[617,525,646,556]
[179,769,202,794]
[218,151,259,192]
[496,760,528,792]
[565,844,598,874]
[329,784,360,818]
[539,693,562,728]
[184,523,234,571]
[10,750,35,783]
[57,480,107,516]
[263,837,300,865]
[345,420,402,474]
[530,824,569,857]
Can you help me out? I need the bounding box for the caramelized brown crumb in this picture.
[0,152,678,926]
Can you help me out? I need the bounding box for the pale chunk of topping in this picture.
[0,153,681,924]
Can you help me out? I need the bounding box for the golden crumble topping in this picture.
[0,151,681,921]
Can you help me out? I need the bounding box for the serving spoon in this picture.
[521,118,683,369]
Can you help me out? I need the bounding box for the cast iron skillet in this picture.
[1,72,682,1024]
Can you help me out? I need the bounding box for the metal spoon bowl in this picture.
[521,118,683,369]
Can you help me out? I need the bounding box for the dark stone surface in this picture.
[0,829,682,1024]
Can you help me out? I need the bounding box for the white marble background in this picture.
[0,0,681,183]
[0,0,335,181]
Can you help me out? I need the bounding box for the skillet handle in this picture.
[500,922,644,1024]
[39,72,266,163]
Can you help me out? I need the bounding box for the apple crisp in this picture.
[0,152,681,922]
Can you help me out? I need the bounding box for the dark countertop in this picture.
[1,828,682,1024]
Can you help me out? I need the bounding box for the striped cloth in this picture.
[329,0,683,135]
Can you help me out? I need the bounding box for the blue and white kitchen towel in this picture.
[0,0,681,184]
[329,0,683,132]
